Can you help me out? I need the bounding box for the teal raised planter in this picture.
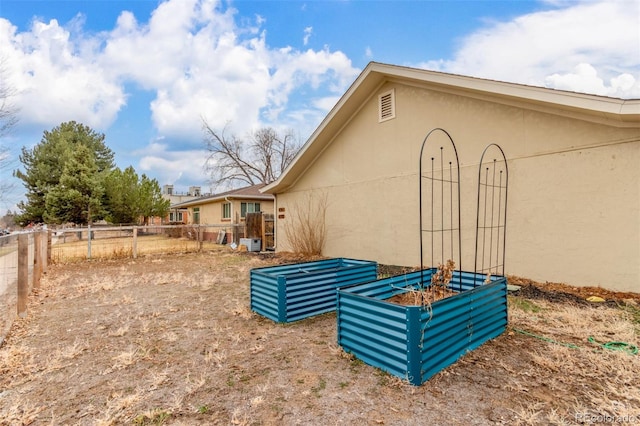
[250,258,378,323]
[337,269,507,385]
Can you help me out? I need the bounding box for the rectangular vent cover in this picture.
[378,89,395,122]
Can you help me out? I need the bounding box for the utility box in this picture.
[240,238,261,252]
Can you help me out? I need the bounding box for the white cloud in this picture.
[0,0,362,201]
[0,18,126,130]
[313,95,341,112]
[1,0,359,139]
[419,0,639,98]
[136,142,210,189]
[303,26,312,46]
[365,46,373,59]
[545,64,639,98]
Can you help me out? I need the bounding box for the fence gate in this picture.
[262,213,275,251]
[245,212,275,251]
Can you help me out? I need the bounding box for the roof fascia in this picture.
[171,194,274,208]
[262,62,639,194]
[384,69,639,126]
[263,63,386,194]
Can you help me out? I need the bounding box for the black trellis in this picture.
[418,128,462,291]
[474,143,509,285]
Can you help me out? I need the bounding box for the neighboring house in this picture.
[263,62,639,292]
[144,185,206,225]
[171,183,275,243]
[163,185,206,224]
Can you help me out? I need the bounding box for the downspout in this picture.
[272,195,277,250]
[225,196,233,218]
[225,196,234,244]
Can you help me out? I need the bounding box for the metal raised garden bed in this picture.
[250,258,378,323]
[337,269,508,385]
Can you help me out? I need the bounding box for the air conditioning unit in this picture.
[240,238,261,252]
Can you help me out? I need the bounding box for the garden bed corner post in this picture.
[277,276,287,323]
[406,306,422,386]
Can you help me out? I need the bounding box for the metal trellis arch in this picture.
[474,143,509,284]
[418,128,463,291]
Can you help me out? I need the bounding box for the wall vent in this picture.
[378,89,395,122]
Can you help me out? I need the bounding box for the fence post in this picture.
[87,224,92,259]
[261,213,266,251]
[33,232,42,289]
[198,225,203,252]
[47,229,52,265]
[133,227,138,259]
[17,233,29,317]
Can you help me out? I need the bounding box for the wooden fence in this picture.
[245,213,274,251]
[1,230,48,345]
[0,220,276,344]
[49,224,247,261]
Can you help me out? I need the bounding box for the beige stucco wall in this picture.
[275,83,640,292]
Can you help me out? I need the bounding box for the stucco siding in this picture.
[275,81,640,292]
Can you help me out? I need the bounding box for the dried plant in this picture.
[387,261,458,307]
[406,287,430,306]
[431,259,456,289]
[283,191,328,256]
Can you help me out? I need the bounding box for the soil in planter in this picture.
[387,286,458,306]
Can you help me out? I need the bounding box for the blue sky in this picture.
[1,0,638,213]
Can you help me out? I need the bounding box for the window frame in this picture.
[240,202,261,218]
[193,207,200,224]
[222,202,231,220]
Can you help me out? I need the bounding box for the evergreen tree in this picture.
[14,121,114,225]
[43,144,105,225]
[138,175,170,225]
[103,166,141,224]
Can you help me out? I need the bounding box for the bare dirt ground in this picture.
[1,248,638,425]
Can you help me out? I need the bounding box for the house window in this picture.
[193,207,200,224]
[378,89,395,122]
[222,202,231,219]
[169,211,183,222]
[240,202,260,218]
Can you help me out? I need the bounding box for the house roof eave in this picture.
[171,195,274,209]
[262,62,639,195]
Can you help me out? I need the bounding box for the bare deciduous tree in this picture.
[0,56,20,202]
[202,120,301,190]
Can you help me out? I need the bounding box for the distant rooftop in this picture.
[170,183,273,208]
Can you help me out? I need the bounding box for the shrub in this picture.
[283,191,328,256]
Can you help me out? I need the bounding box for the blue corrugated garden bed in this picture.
[337,269,508,385]
[250,258,378,323]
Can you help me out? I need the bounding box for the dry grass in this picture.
[50,234,217,263]
[506,297,640,423]
[0,250,638,425]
